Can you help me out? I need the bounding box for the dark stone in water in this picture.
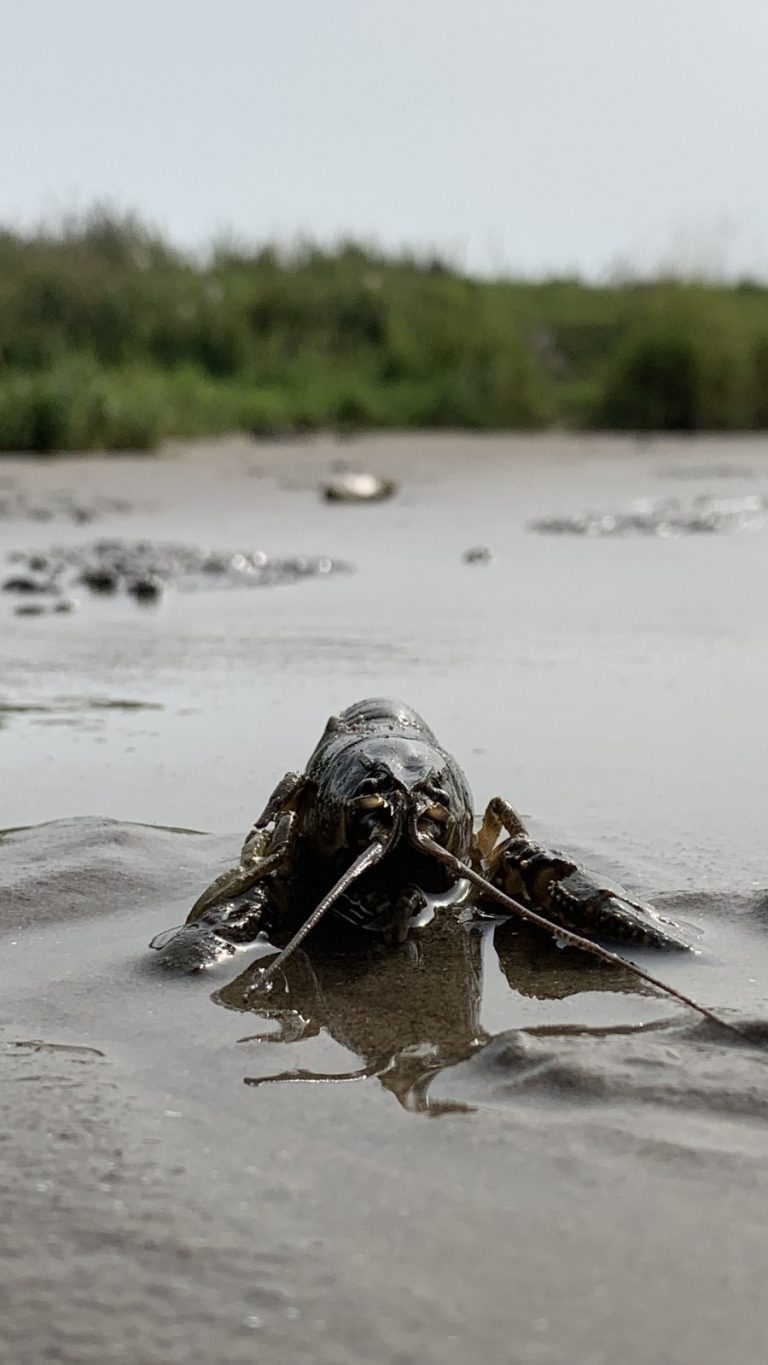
[80,568,119,593]
[13,602,47,616]
[127,576,164,603]
[462,546,492,564]
[13,596,77,618]
[3,575,54,594]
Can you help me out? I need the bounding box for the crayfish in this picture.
[151,698,731,1031]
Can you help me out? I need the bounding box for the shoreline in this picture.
[2,432,768,1364]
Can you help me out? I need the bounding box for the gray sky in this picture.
[3,0,768,278]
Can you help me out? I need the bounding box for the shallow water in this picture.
[2,433,768,1364]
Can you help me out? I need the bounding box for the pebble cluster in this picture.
[3,539,351,617]
[529,494,767,538]
[0,488,134,524]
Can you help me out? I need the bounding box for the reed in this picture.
[0,210,766,450]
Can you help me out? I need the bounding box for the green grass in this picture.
[0,210,767,450]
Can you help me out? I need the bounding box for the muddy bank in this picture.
[2,434,768,1364]
[2,817,768,1365]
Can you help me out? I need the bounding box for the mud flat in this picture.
[2,433,768,1364]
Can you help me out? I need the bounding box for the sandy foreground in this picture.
[1,433,768,1364]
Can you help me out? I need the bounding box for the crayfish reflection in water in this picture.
[149,699,719,1021]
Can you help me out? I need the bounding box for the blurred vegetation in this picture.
[0,210,767,451]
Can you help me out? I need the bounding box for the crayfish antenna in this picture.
[250,836,390,993]
[409,818,745,1041]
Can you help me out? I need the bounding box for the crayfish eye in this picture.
[358,771,387,796]
[416,773,452,831]
[357,769,387,797]
[351,771,392,818]
[422,772,451,808]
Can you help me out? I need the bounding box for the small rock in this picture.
[322,472,397,504]
[3,575,54,594]
[127,575,164,603]
[14,602,47,616]
[462,546,492,565]
[13,595,76,617]
[79,568,119,593]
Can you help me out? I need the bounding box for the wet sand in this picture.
[2,433,768,1363]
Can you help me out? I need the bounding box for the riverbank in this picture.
[2,213,768,451]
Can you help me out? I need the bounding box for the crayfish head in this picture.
[303,731,474,940]
[346,755,466,855]
[325,752,472,938]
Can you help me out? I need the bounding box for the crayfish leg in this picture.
[474,796,529,863]
[188,811,297,923]
[475,798,689,950]
[244,770,307,847]
[488,835,578,908]
[150,884,272,971]
[545,874,690,951]
[486,833,689,951]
